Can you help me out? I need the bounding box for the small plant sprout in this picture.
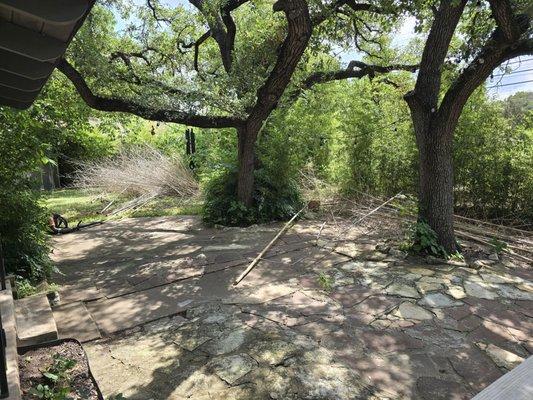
[317,272,334,292]
[489,238,507,254]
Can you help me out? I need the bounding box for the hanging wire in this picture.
[486,79,533,89]
[504,57,533,65]
[491,68,533,77]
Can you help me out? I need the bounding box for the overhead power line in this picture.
[491,68,533,77]
[502,58,533,66]
[487,79,533,89]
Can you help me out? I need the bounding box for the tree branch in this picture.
[146,0,172,24]
[437,36,532,132]
[244,0,312,133]
[487,0,522,42]
[57,58,243,129]
[312,1,383,26]
[285,61,417,103]
[188,0,249,73]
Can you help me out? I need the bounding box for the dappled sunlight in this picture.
[43,216,532,399]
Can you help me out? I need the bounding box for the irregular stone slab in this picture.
[464,282,498,300]
[208,354,256,385]
[447,285,467,299]
[417,281,444,293]
[332,271,355,287]
[409,267,435,276]
[394,302,433,320]
[250,340,299,365]
[359,330,424,353]
[448,347,502,393]
[495,285,533,301]
[52,301,101,342]
[419,293,463,308]
[416,377,473,400]
[224,284,296,305]
[86,285,192,334]
[352,295,403,317]
[15,294,58,346]
[205,328,247,355]
[330,286,375,308]
[480,343,525,370]
[177,336,211,352]
[385,283,420,298]
[143,315,187,333]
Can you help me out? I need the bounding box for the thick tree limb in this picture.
[245,0,313,134]
[57,58,243,128]
[488,0,523,42]
[437,37,532,133]
[404,0,467,139]
[312,1,382,25]
[188,0,248,73]
[287,61,417,102]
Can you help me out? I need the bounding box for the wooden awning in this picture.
[0,0,95,109]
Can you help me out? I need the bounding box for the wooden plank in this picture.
[0,282,22,399]
[472,356,533,400]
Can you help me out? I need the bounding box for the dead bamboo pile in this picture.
[317,191,533,263]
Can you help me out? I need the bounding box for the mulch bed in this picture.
[18,340,101,400]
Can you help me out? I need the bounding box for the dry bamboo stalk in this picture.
[454,214,532,235]
[328,192,403,245]
[455,230,533,264]
[100,184,132,214]
[233,205,307,286]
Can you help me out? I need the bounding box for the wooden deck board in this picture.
[473,356,533,400]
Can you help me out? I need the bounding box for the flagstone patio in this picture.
[50,216,532,399]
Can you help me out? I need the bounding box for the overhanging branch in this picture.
[57,58,243,129]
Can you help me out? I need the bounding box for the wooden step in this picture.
[52,301,101,343]
[14,293,58,346]
[0,282,22,399]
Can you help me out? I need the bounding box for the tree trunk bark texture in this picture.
[415,122,456,253]
[236,125,258,206]
[235,0,312,207]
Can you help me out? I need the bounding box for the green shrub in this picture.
[202,167,303,226]
[0,109,53,283]
[404,220,448,258]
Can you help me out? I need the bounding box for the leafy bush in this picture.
[0,109,52,283]
[403,220,448,258]
[202,167,303,226]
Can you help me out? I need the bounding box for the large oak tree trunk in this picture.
[236,125,259,206]
[414,119,456,253]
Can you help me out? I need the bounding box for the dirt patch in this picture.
[18,340,100,400]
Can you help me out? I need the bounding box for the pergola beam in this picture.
[0,49,55,79]
[0,0,89,25]
[0,21,68,61]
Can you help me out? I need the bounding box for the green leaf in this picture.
[43,372,59,381]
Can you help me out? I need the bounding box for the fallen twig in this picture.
[233,204,307,286]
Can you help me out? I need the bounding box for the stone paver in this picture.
[50,216,533,399]
[52,301,101,342]
[14,293,58,346]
